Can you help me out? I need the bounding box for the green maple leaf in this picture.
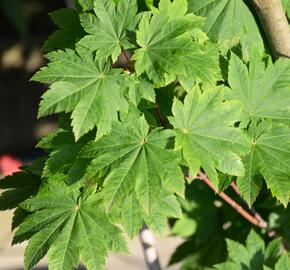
[177,44,220,90]
[37,128,92,184]
[121,191,182,238]
[14,183,127,270]
[33,47,128,140]
[226,230,265,269]
[228,53,290,125]
[76,0,94,12]
[236,153,262,206]
[81,115,184,213]
[78,0,138,62]
[214,230,288,270]
[123,73,155,105]
[0,171,41,210]
[43,9,85,52]
[169,87,250,188]
[275,253,290,270]
[143,190,182,233]
[132,0,219,86]
[237,121,290,206]
[121,194,143,238]
[188,0,264,59]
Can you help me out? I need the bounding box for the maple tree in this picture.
[0,0,290,269]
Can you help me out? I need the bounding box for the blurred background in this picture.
[0,1,181,269]
[0,1,68,269]
[0,0,61,163]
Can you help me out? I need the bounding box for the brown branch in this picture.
[195,172,267,228]
[193,173,290,249]
[251,0,290,58]
[156,105,167,128]
[230,182,268,228]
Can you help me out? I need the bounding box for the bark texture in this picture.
[251,0,290,58]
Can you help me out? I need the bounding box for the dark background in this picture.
[0,0,68,157]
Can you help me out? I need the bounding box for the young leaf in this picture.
[81,116,184,213]
[16,186,127,270]
[228,53,290,124]
[78,0,138,62]
[33,48,128,140]
[133,0,219,86]
[169,87,250,187]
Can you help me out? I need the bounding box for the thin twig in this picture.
[230,182,268,228]
[156,105,167,128]
[195,172,267,228]
[230,180,290,248]
[250,0,290,58]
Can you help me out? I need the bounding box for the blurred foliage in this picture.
[170,180,290,269]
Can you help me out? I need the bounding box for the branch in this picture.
[193,172,290,250]
[230,182,268,229]
[156,105,167,128]
[250,0,290,58]
[195,172,267,229]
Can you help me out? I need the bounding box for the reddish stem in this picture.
[230,182,267,227]
[197,172,267,229]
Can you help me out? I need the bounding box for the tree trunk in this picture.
[251,0,290,58]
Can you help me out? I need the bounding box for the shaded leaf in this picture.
[43,9,85,52]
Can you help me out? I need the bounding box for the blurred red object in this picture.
[0,155,22,176]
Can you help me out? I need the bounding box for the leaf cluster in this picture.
[0,0,289,269]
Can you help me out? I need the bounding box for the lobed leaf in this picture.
[78,0,139,62]
[169,86,250,188]
[33,48,128,140]
[16,186,127,270]
[81,116,184,215]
